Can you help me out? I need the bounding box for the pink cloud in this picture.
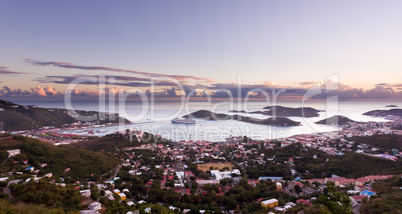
[30,86,60,96]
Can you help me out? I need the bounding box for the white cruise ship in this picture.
[171,117,196,124]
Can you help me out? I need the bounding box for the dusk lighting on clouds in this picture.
[1,0,402,100]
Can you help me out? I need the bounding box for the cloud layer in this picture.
[1,82,402,100]
[0,66,28,75]
[26,59,213,83]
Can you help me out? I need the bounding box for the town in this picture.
[1,111,401,214]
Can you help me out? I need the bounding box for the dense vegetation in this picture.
[230,106,321,117]
[0,199,70,214]
[262,105,321,117]
[301,153,402,179]
[186,110,301,126]
[69,132,172,152]
[363,108,402,117]
[216,142,402,179]
[0,99,129,131]
[0,99,77,131]
[360,176,402,214]
[352,134,402,151]
[9,180,82,211]
[0,135,119,181]
[287,183,352,214]
[315,115,357,125]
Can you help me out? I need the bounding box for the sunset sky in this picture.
[1,1,402,100]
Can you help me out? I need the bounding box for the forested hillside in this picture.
[0,135,119,181]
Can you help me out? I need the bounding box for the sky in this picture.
[1,0,402,100]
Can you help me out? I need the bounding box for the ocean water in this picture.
[14,100,401,141]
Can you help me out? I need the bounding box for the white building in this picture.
[88,202,102,211]
[210,169,241,181]
[80,189,91,198]
[104,190,113,196]
[7,149,20,157]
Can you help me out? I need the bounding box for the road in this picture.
[106,164,122,181]
[353,203,361,214]
[3,179,22,199]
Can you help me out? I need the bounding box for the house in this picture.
[118,193,126,201]
[335,179,355,186]
[7,149,20,157]
[294,182,304,188]
[144,207,151,213]
[276,182,282,190]
[325,177,346,183]
[44,173,52,178]
[104,190,113,196]
[306,178,325,185]
[113,189,120,195]
[354,185,365,192]
[259,176,283,181]
[127,201,135,206]
[297,199,312,206]
[288,157,294,164]
[80,189,91,198]
[365,175,385,181]
[355,177,369,186]
[196,179,219,187]
[261,199,279,209]
[88,202,102,211]
[350,195,367,204]
[26,167,34,172]
[169,206,179,211]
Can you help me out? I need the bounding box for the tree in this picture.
[90,184,100,200]
[294,185,302,194]
[0,151,8,162]
[226,199,238,210]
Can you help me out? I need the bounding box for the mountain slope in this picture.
[0,99,77,131]
[0,135,119,180]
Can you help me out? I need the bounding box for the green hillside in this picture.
[315,115,357,125]
[185,110,301,126]
[352,134,402,151]
[0,99,77,131]
[0,135,119,181]
[69,132,171,152]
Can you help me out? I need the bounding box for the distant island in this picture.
[316,115,357,125]
[229,105,322,118]
[185,110,301,126]
[363,109,402,117]
[385,105,398,107]
[0,99,129,131]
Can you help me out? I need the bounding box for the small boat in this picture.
[171,117,196,124]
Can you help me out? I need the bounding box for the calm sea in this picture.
[13,100,401,141]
